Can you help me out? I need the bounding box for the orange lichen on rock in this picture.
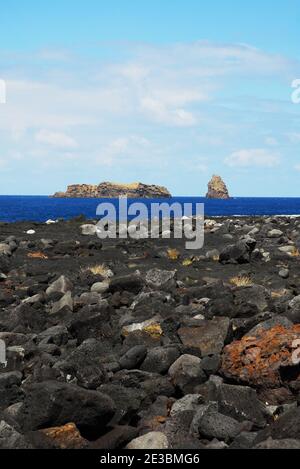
[221,324,300,388]
[27,251,48,259]
[39,423,88,449]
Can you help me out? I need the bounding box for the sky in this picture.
[0,0,300,196]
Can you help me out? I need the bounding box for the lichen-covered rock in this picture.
[221,324,300,387]
[37,423,88,449]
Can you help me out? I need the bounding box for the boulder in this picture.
[219,240,255,264]
[254,407,300,443]
[81,224,97,236]
[221,324,300,387]
[140,346,181,374]
[91,281,110,294]
[50,291,73,315]
[178,317,230,356]
[145,269,177,291]
[0,421,31,449]
[0,372,23,410]
[126,431,169,449]
[168,355,206,394]
[46,275,73,295]
[119,345,148,370]
[15,381,115,432]
[267,229,284,238]
[213,383,267,427]
[191,404,242,442]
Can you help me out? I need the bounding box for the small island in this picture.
[52,182,171,198]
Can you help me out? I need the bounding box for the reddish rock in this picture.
[221,325,300,388]
[39,423,88,449]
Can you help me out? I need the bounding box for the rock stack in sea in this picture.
[206,175,230,199]
[53,182,171,198]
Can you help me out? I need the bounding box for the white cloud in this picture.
[140,97,197,127]
[35,129,78,149]
[1,40,295,135]
[225,149,280,168]
[265,137,278,146]
[97,135,152,167]
[287,133,300,144]
[0,40,298,183]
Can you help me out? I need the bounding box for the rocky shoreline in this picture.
[1,215,300,449]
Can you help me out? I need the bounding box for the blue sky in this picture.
[0,0,300,195]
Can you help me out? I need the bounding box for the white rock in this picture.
[91,281,110,294]
[122,316,161,335]
[268,229,283,238]
[127,224,139,236]
[50,291,73,315]
[248,226,260,236]
[26,230,35,235]
[278,245,295,253]
[46,275,73,295]
[126,432,169,450]
[205,219,217,228]
[170,394,202,417]
[118,224,128,236]
[0,244,11,256]
[45,219,57,225]
[145,268,176,290]
[81,224,97,236]
[162,230,171,238]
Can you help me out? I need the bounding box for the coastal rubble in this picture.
[0,214,300,448]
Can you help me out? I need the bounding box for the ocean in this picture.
[1,196,300,223]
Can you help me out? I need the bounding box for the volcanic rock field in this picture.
[1,215,300,449]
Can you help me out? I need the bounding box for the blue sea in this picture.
[1,196,300,223]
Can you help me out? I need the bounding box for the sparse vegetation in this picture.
[289,247,300,257]
[271,289,289,299]
[167,248,180,260]
[81,264,113,278]
[229,275,253,287]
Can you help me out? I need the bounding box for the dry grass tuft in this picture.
[212,254,220,262]
[167,248,180,260]
[81,264,113,278]
[182,258,194,266]
[271,289,289,299]
[229,275,253,287]
[289,247,300,257]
